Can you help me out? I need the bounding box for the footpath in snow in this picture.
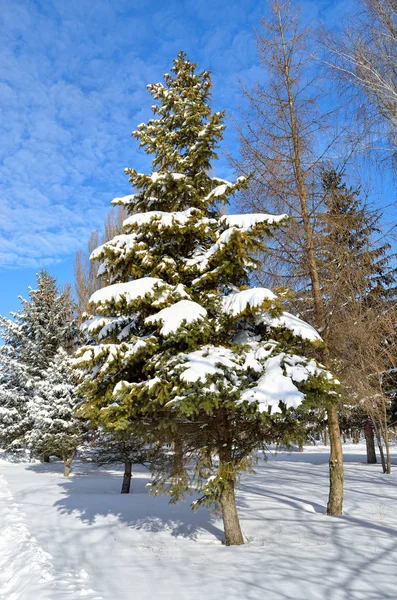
[0,470,102,600]
[1,444,397,600]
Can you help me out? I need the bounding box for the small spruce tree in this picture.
[25,349,84,476]
[0,271,78,453]
[75,53,338,546]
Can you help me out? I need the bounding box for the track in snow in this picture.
[0,474,103,600]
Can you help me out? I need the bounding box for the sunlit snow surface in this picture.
[1,446,396,600]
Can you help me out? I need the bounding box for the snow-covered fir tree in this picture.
[75,52,338,546]
[25,349,83,476]
[0,271,78,453]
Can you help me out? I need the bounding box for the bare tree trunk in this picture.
[363,421,377,464]
[121,458,132,494]
[327,405,344,516]
[278,13,344,516]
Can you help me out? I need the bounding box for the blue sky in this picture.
[0,0,347,316]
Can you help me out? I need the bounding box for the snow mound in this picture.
[145,300,207,336]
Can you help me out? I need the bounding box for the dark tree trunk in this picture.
[220,479,244,546]
[363,422,377,464]
[352,429,360,444]
[121,459,132,494]
[327,405,344,516]
[373,424,387,473]
[383,429,391,475]
[41,454,50,463]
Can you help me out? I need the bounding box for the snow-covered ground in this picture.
[1,444,396,600]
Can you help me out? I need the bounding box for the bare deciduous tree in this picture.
[234,0,345,515]
[323,0,397,159]
[74,206,127,319]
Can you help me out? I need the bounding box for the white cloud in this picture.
[0,0,343,269]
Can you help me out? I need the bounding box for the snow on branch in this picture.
[259,311,322,343]
[111,194,135,206]
[177,346,241,384]
[89,278,165,308]
[220,213,288,228]
[123,208,203,230]
[222,288,277,317]
[145,300,207,336]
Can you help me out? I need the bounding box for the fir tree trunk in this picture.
[41,454,50,463]
[171,437,184,477]
[218,444,244,546]
[220,479,244,546]
[323,426,329,446]
[63,450,76,477]
[363,422,377,464]
[121,459,132,494]
[327,405,344,516]
[352,429,360,444]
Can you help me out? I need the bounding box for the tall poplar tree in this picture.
[75,52,338,545]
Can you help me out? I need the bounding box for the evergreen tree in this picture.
[25,349,83,476]
[75,52,338,545]
[0,270,78,451]
[315,169,397,471]
[319,169,397,312]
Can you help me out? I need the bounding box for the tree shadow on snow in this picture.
[26,461,224,543]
